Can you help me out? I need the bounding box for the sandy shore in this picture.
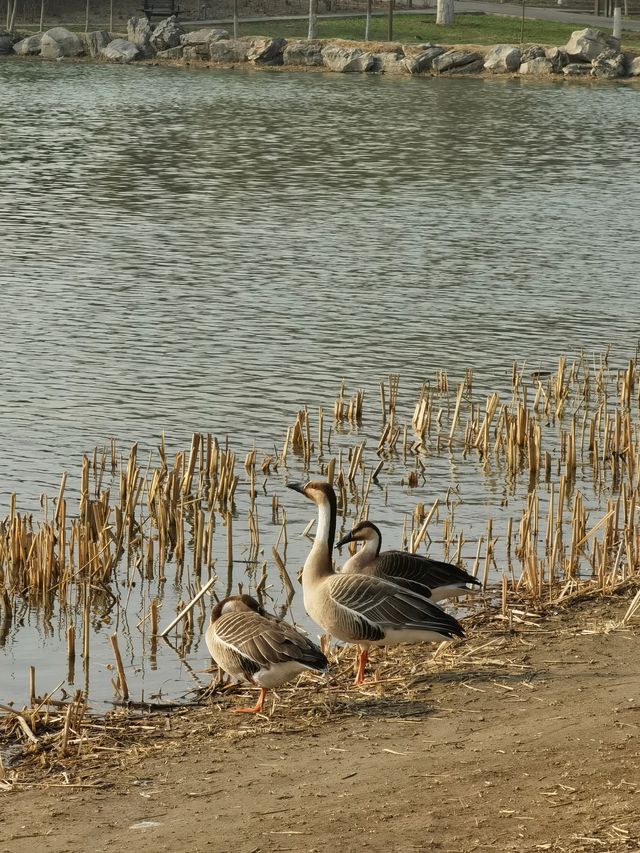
[1,594,639,853]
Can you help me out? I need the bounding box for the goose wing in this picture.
[211,611,327,678]
[327,573,464,640]
[374,551,481,592]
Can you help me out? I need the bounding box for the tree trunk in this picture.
[233,0,238,38]
[84,0,89,32]
[364,0,371,40]
[308,0,317,38]
[387,0,394,40]
[8,0,17,31]
[39,0,44,31]
[613,3,622,39]
[436,0,454,25]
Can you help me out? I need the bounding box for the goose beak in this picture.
[287,482,305,494]
[335,532,355,549]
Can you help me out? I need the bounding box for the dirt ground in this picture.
[1,595,639,853]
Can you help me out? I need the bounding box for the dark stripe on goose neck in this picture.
[319,482,337,552]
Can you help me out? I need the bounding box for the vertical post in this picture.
[519,0,525,43]
[233,0,238,38]
[84,0,89,32]
[387,0,394,41]
[110,0,113,31]
[365,0,372,40]
[308,0,317,38]
[39,0,44,31]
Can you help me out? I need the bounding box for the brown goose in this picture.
[205,594,328,714]
[337,520,481,602]
[287,481,464,686]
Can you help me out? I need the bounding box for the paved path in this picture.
[192,2,640,31]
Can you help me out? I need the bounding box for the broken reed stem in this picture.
[158,576,216,638]
[109,633,129,701]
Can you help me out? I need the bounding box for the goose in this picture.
[287,481,464,686]
[337,520,481,602]
[205,594,328,714]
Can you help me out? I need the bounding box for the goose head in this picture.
[287,480,337,555]
[211,594,265,623]
[336,520,382,555]
[287,480,335,505]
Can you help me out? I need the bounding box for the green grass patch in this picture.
[237,13,640,50]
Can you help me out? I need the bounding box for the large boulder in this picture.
[0,35,13,54]
[100,38,140,62]
[371,48,407,74]
[127,17,154,57]
[150,15,184,52]
[403,45,444,73]
[209,38,250,63]
[563,62,591,76]
[181,27,228,57]
[13,32,44,54]
[564,27,619,62]
[545,46,569,72]
[591,48,626,78]
[282,40,323,66]
[432,49,482,73]
[40,27,84,59]
[157,45,184,59]
[629,55,640,76]
[322,44,374,72]
[520,45,545,62]
[448,57,484,74]
[483,44,521,73]
[372,50,406,73]
[85,30,111,58]
[519,57,554,75]
[246,36,286,64]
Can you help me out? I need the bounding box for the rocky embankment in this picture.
[2,18,640,79]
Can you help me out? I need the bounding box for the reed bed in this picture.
[1,350,640,724]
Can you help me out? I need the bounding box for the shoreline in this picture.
[3,22,640,83]
[2,593,639,851]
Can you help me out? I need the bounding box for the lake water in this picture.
[1,59,640,710]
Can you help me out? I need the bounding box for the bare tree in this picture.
[308,0,317,38]
[436,0,454,25]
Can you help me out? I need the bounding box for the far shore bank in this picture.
[2,17,640,83]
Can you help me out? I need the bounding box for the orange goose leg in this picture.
[233,687,267,714]
[354,648,369,686]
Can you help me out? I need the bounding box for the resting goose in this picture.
[337,520,481,602]
[287,481,464,686]
[205,594,328,714]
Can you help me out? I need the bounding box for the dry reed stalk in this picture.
[60,702,73,755]
[448,382,465,444]
[272,546,295,599]
[110,634,129,701]
[182,433,201,496]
